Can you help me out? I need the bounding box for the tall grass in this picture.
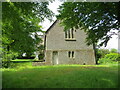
[2,64,118,88]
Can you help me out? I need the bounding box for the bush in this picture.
[96,49,110,58]
[110,48,118,53]
[38,53,44,60]
[98,53,120,64]
[96,49,110,64]
[2,51,18,68]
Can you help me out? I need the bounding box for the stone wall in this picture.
[45,49,95,65]
[46,20,93,50]
[45,20,96,65]
[32,62,46,66]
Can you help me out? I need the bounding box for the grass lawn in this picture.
[11,59,34,62]
[2,64,118,88]
[9,59,33,68]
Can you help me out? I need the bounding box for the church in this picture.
[44,20,96,65]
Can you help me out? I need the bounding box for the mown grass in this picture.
[2,64,118,88]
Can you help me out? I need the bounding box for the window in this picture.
[68,51,71,58]
[65,29,76,41]
[68,51,75,58]
[72,51,74,58]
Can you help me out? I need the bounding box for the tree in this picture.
[110,48,118,53]
[2,1,54,67]
[98,53,120,64]
[57,2,119,47]
[96,48,110,61]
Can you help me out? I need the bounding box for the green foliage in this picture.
[38,53,44,60]
[2,2,53,54]
[3,59,33,68]
[98,53,120,64]
[2,65,118,88]
[110,48,118,53]
[36,41,45,60]
[2,50,18,68]
[57,2,119,46]
[96,49,110,58]
[2,2,54,67]
[96,48,118,64]
[95,49,110,64]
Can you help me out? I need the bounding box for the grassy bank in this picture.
[2,64,118,88]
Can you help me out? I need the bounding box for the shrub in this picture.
[110,48,118,53]
[2,51,18,68]
[98,53,120,64]
[96,49,110,64]
[96,49,110,58]
[38,53,44,60]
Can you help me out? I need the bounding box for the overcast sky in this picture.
[40,0,118,50]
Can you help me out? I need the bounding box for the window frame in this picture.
[65,29,76,41]
[68,51,75,59]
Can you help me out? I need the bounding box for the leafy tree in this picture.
[96,48,110,64]
[2,1,54,67]
[34,32,45,61]
[57,2,119,47]
[98,53,120,64]
[97,49,110,58]
[110,48,118,53]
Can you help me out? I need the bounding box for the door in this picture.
[52,51,58,65]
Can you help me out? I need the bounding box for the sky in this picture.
[40,0,63,31]
[40,0,119,51]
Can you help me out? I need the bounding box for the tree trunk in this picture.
[6,45,10,68]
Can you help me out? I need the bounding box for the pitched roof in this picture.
[44,20,58,49]
[45,20,58,34]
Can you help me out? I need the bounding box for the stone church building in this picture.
[44,20,96,65]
